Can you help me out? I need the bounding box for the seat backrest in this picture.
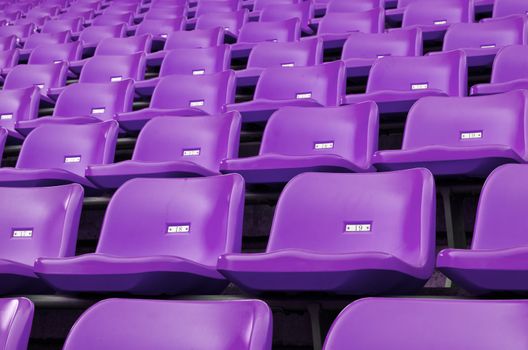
[318,8,384,35]
[247,38,323,69]
[195,9,248,35]
[60,8,94,20]
[0,298,34,350]
[0,184,83,265]
[0,48,20,69]
[159,45,230,77]
[133,112,241,172]
[238,18,300,44]
[443,16,526,51]
[41,17,83,33]
[326,0,382,13]
[28,41,82,64]
[260,102,378,170]
[342,28,422,59]
[0,86,40,130]
[253,61,346,106]
[79,24,126,46]
[0,23,34,40]
[493,0,528,18]
[135,17,185,37]
[402,0,474,27]
[94,34,152,56]
[79,52,146,82]
[96,175,244,265]
[23,31,70,50]
[401,91,528,159]
[266,170,435,270]
[323,298,528,350]
[53,79,135,120]
[194,0,239,17]
[63,299,271,350]
[150,70,236,115]
[260,1,312,28]
[164,27,224,49]
[489,44,528,83]
[143,6,186,20]
[366,50,467,96]
[91,12,133,26]
[472,164,528,249]
[0,35,17,51]
[253,0,300,11]
[4,62,68,91]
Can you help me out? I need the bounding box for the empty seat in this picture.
[0,121,118,188]
[344,50,467,114]
[41,18,83,34]
[218,169,435,294]
[15,80,134,135]
[59,8,95,21]
[227,61,345,123]
[0,23,34,42]
[78,23,126,51]
[373,91,528,176]
[87,113,241,189]
[35,174,244,294]
[0,35,18,51]
[141,5,186,20]
[221,103,378,183]
[0,298,33,350]
[62,299,272,350]
[260,2,313,34]
[386,0,445,23]
[117,71,235,131]
[317,9,385,49]
[342,28,422,77]
[0,184,83,293]
[443,15,526,67]
[22,31,70,55]
[91,12,134,26]
[323,298,528,349]
[195,10,248,41]
[250,0,300,19]
[325,0,382,13]
[0,49,20,72]
[192,0,240,18]
[438,164,528,294]
[0,87,40,141]
[134,17,185,39]
[231,18,301,59]
[401,0,474,40]
[493,0,528,18]
[135,46,230,97]
[471,45,528,95]
[28,41,83,65]
[236,38,323,87]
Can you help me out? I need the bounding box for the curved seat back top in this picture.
[28,41,83,65]
[79,52,146,83]
[493,0,528,18]
[0,298,34,350]
[402,0,474,29]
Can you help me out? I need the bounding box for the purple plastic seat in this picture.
[0,35,17,51]
[342,28,422,78]
[59,8,95,21]
[401,0,474,41]
[471,45,528,95]
[0,49,20,73]
[236,38,323,87]
[87,113,241,189]
[249,0,300,19]
[326,0,382,13]
[0,121,118,188]
[27,41,82,65]
[41,17,83,34]
[443,15,526,67]
[15,80,134,135]
[0,298,33,349]
[317,8,385,49]
[192,0,240,19]
[21,30,71,56]
[344,50,467,114]
[78,23,126,52]
[438,164,528,294]
[135,46,230,96]
[221,103,378,183]
[62,299,271,349]
[0,86,39,141]
[373,91,528,176]
[323,298,528,349]
[134,17,185,40]
[140,5,186,22]
[118,71,235,131]
[0,184,83,293]
[91,12,133,26]
[218,169,435,294]
[260,2,313,35]
[0,23,34,42]
[35,174,244,294]
[231,18,300,59]
[195,10,248,41]
[227,61,345,123]
[493,0,528,18]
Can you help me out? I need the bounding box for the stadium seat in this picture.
[220,103,378,183]
[250,0,300,19]
[0,298,33,350]
[62,299,272,350]
[195,9,248,41]
[117,71,236,131]
[235,38,323,87]
[218,169,435,294]
[140,5,186,21]
[0,184,83,293]
[492,0,528,18]
[27,41,82,65]
[0,49,20,73]
[438,164,528,294]
[134,17,185,39]
[341,28,422,77]
[0,121,118,188]
[0,87,40,141]
[19,31,71,60]
[325,0,383,14]
[86,112,241,189]
[443,15,527,67]
[34,174,245,294]
[344,50,467,114]
[78,23,126,52]
[41,17,83,34]
[192,0,240,18]
[0,23,34,42]
[260,2,313,34]
[16,80,134,135]
[323,298,528,349]
[471,45,528,95]
[227,61,345,123]
[0,35,17,51]
[373,91,528,176]
[59,8,95,21]
[91,12,134,26]
[135,46,230,96]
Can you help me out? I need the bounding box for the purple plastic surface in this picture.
[0,298,34,350]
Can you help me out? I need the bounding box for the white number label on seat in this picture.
[182,148,201,156]
[167,224,190,233]
[345,223,372,232]
[296,92,312,99]
[12,229,33,238]
[411,83,428,90]
[460,131,483,139]
[314,142,334,150]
